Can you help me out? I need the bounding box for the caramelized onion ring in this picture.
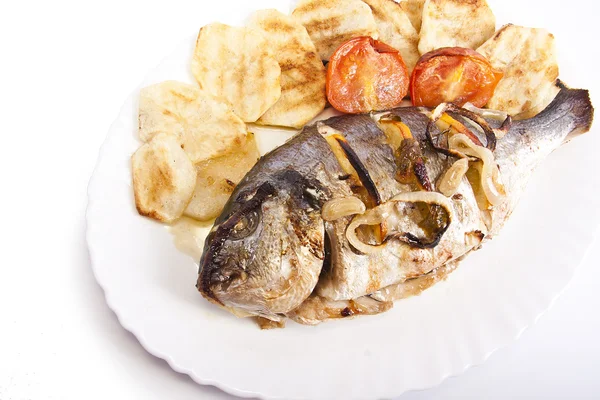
[346,192,454,254]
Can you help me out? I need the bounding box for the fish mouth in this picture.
[197,181,276,304]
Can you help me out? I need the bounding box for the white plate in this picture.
[86,2,600,399]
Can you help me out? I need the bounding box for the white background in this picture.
[1,0,599,399]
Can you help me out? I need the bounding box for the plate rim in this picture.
[85,30,599,400]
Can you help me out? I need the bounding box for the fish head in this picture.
[197,170,326,320]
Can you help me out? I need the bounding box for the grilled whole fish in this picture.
[197,84,593,324]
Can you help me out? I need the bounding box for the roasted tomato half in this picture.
[410,47,503,108]
[326,37,410,114]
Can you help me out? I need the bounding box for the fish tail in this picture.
[522,81,594,138]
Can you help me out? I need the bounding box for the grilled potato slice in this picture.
[191,23,281,123]
[361,0,420,73]
[184,133,260,221]
[139,81,198,143]
[400,0,425,32]
[477,24,559,117]
[138,81,247,163]
[418,0,496,55]
[248,9,326,128]
[292,0,379,61]
[132,133,197,223]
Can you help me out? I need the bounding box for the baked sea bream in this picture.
[196,83,593,327]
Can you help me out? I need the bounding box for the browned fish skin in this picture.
[197,129,355,320]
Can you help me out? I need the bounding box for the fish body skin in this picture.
[198,84,593,323]
[315,113,486,300]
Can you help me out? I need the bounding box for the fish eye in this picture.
[230,209,260,240]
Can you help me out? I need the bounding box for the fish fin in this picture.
[531,81,594,137]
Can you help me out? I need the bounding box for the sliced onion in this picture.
[448,134,506,206]
[462,103,512,139]
[437,158,469,197]
[463,102,508,121]
[322,196,366,221]
[346,211,387,254]
[346,192,455,254]
[436,113,484,147]
[431,103,448,121]
[428,103,497,151]
[374,116,413,151]
[389,191,456,209]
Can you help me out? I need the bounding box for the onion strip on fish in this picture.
[430,105,508,206]
[322,196,366,221]
[346,192,454,254]
[463,103,513,139]
[463,102,508,121]
[437,158,469,197]
[426,102,498,153]
[448,134,506,206]
[436,112,484,147]
[373,114,414,151]
[495,116,513,139]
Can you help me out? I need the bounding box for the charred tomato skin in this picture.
[326,37,410,114]
[410,47,503,108]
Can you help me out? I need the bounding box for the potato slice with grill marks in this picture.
[138,81,247,164]
[184,133,260,221]
[248,9,326,128]
[477,24,559,117]
[418,0,496,55]
[132,133,197,223]
[292,0,379,61]
[191,23,281,123]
